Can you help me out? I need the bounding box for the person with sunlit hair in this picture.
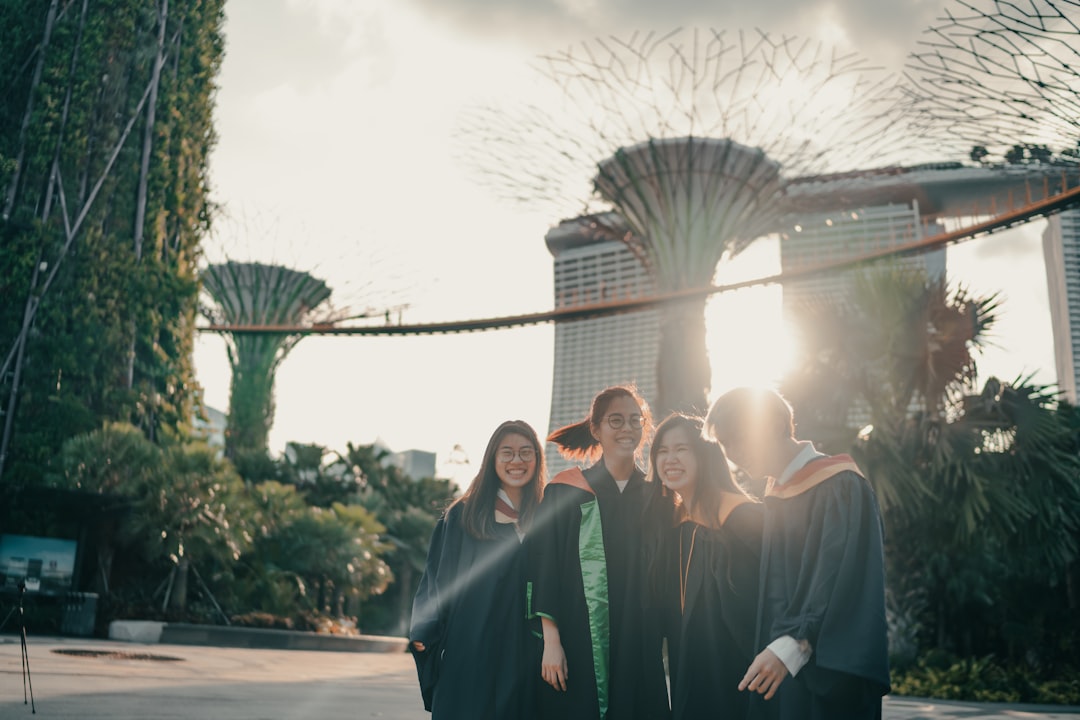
[408,419,546,719]
[530,385,671,720]
[648,412,763,720]
[705,387,889,720]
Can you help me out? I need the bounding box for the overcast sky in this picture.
[193,0,1056,486]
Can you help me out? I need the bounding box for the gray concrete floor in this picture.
[2,635,1078,719]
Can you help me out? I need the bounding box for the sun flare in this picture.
[705,237,799,401]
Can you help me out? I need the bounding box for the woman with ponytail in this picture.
[530,385,671,720]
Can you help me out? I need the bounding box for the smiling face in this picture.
[654,423,700,497]
[494,432,537,493]
[593,394,644,462]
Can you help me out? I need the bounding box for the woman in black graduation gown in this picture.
[649,413,763,720]
[409,419,546,719]
[531,385,670,720]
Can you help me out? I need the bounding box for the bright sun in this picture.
[704,237,799,401]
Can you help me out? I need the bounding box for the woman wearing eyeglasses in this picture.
[530,385,671,720]
[409,420,547,720]
[649,413,762,720]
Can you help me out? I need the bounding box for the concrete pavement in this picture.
[2,635,1078,719]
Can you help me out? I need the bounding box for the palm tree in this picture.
[342,442,455,634]
[783,266,1000,494]
[781,265,1080,656]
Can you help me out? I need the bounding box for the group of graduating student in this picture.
[408,384,891,720]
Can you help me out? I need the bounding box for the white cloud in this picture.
[395,0,950,71]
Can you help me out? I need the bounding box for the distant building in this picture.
[545,215,659,475]
[388,449,437,481]
[193,404,226,453]
[373,437,437,480]
[1044,209,1080,403]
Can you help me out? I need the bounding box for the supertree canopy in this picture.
[462,28,929,415]
[593,137,784,414]
[906,0,1080,162]
[593,138,783,289]
[201,262,340,459]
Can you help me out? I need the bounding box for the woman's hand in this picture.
[541,639,568,691]
[540,616,568,691]
[411,640,425,652]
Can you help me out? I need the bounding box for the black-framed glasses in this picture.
[603,413,644,430]
[497,447,536,463]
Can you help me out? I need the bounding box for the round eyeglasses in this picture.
[603,413,644,430]
[497,447,536,463]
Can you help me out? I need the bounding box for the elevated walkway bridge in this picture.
[198,165,1080,338]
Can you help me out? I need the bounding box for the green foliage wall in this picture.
[0,0,225,484]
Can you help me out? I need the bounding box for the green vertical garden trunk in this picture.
[0,0,225,483]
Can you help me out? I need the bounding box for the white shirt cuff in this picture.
[767,635,813,677]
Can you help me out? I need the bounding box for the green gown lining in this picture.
[578,498,610,720]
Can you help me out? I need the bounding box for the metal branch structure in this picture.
[461,28,935,415]
[201,262,341,459]
[906,0,1080,160]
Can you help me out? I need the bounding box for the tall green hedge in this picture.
[0,0,225,484]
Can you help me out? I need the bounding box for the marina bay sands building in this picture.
[545,164,1072,461]
[544,216,659,474]
[1044,209,1080,403]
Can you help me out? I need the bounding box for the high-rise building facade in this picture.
[780,201,946,314]
[1043,209,1080,403]
[545,217,659,475]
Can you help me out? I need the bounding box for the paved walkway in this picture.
[2,635,1078,719]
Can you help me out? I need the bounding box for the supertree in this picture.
[0,0,224,485]
[461,28,929,416]
[905,0,1080,162]
[201,262,341,460]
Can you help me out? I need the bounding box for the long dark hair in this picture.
[453,420,546,539]
[547,384,653,463]
[648,413,746,530]
[648,413,756,597]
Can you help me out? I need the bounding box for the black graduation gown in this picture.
[750,464,890,720]
[665,503,763,720]
[530,461,670,720]
[409,503,538,720]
